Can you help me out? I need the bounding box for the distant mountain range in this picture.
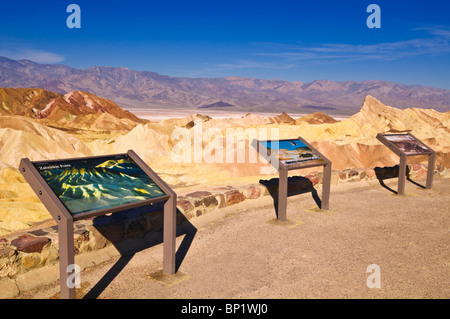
[0,56,449,115]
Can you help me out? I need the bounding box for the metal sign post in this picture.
[20,150,177,299]
[129,151,177,275]
[254,137,332,222]
[376,133,436,195]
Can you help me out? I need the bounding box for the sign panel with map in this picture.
[380,134,431,155]
[20,150,177,299]
[254,137,332,217]
[259,138,327,168]
[376,133,435,195]
[32,154,167,217]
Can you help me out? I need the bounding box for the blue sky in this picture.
[1,0,450,89]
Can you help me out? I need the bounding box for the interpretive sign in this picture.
[259,139,327,168]
[32,153,167,218]
[254,137,331,221]
[20,150,177,299]
[376,133,435,194]
[380,134,431,156]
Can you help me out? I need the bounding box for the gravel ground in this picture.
[17,177,450,300]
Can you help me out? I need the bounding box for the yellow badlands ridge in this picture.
[0,93,449,235]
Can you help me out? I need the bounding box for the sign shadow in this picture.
[259,175,321,218]
[82,204,196,299]
[374,165,426,194]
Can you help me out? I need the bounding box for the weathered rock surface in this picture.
[11,234,50,253]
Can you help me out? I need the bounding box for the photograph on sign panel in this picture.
[260,139,325,167]
[383,134,430,155]
[33,154,166,216]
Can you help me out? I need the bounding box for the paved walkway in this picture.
[17,178,450,299]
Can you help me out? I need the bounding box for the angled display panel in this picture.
[31,153,167,217]
[259,139,326,168]
[20,150,177,299]
[376,133,435,194]
[254,137,332,221]
[381,134,431,156]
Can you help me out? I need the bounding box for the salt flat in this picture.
[124,107,319,121]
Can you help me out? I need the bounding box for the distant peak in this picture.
[359,95,400,119]
[224,76,245,80]
[363,95,380,103]
[296,112,338,125]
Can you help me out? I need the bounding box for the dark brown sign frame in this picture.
[254,137,332,221]
[376,133,436,194]
[20,150,177,299]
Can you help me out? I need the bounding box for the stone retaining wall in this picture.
[1,164,448,298]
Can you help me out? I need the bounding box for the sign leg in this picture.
[278,167,288,222]
[58,218,75,299]
[426,152,436,189]
[163,195,177,275]
[321,162,332,210]
[398,155,407,195]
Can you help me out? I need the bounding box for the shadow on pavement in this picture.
[259,175,321,218]
[374,165,425,194]
[82,205,196,299]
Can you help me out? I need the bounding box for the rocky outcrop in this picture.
[295,112,338,125]
[10,234,50,254]
[0,87,145,131]
[0,91,449,236]
[0,116,93,168]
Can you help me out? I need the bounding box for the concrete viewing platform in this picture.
[1,168,449,299]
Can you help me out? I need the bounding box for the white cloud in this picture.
[251,27,450,66]
[217,60,297,70]
[0,48,65,63]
